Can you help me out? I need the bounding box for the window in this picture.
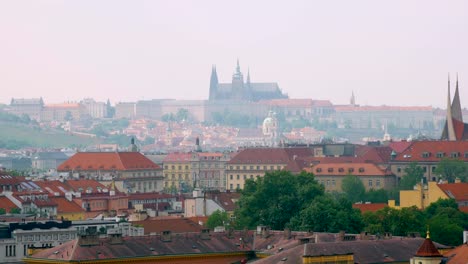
[236,166,240,170]
[338,168,344,173]
[376,179,381,187]
[359,168,365,173]
[250,166,254,170]
[348,168,354,173]
[431,166,436,173]
[171,165,175,169]
[236,184,240,189]
[263,166,267,170]
[436,152,444,158]
[185,165,189,170]
[256,166,260,170]
[164,165,168,169]
[230,175,233,180]
[316,168,322,173]
[243,175,247,180]
[236,175,240,180]
[230,166,233,170]
[421,152,430,158]
[243,166,247,170]
[270,166,275,170]
[326,180,330,186]
[250,175,253,179]
[327,168,333,172]
[451,152,460,158]
[423,166,427,173]
[465,152,468,158]
[368,180,373,187]
[230,184,233,190]
[397,167,401,173]
[332,180,335,186]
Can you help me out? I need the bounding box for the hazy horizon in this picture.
[1,1,467,108]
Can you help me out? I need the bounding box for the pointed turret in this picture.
[246,68,251,85]
[236,58,241,74]
[451,73,463,122]
[209,65,219,100]
[441,75,457,141]
[350,91,356,106]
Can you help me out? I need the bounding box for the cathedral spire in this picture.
[236,59,241,74]
[350,91,356,106]
[246,67,251,84]
[445,75,456,141]
[209,65,219,101]
[452,73,463,122]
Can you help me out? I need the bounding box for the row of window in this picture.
[421,151,468,158]
[318,179,381,187]
[228,165,283,171]
[229,174,260,181]
[396,166,436,174]
[5,245,16,257]
[131,171,157,177]
[316,167,365,173]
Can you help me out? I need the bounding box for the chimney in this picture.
[261,226,270,238]
[455,177,461,183]
[284,228,291,239]
[109,233,123,245]
[200,228,211,240]
[78,234,99,246]
[161,230,172,242]
[338,231,345,241]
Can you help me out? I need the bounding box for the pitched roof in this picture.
[58,152,161,171]
[50,197,84,214]
[393,141,468,162]
[388,141,412,153]
[352,203,388,213]
[206,191,240,212]
[228,148,313,165]
[0,195,19,213]
[444,244,468,264]
[28,232,252,262]
[64,179,107,193]
[437,183,468,202]
[415,237,443,257]
[132,218,204,234]
[162,152,192,163]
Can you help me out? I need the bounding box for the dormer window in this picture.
[436,152,444,158]
[327,168,333,173]
[421,152,431,158]
[348,168,354,173]
[316,168,322,173]
[358,168,365,173]
[451,152,460,158]
[338,168,344,173]
[465,152,468,158]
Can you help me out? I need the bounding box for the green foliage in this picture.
[235,171,324,230]
[362,198,468,246]
[400,162,424,190]
[211,109,258,128]
[435,158,467,183]
[364,189,388,203]
[0,208,6,215]
[341,175,366,203]
[206,210,229,229]
[288,196,363,233]
[9,208,21,214]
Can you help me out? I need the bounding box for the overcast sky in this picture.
[1,0,467,108]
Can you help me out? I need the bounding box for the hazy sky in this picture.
[1,0,467,108]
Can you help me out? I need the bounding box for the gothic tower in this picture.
[232,59,245,100]
[209,65,219,101]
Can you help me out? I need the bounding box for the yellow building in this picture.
[391,181,468,211]
[51,197,86,221]
[226,148,313,190]
[163,153,192,190]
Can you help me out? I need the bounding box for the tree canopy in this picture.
[234,170,363,233]
[400,162,424,190]
[206,210,230,229]
[435,158,467,183]
[341,175,366,203]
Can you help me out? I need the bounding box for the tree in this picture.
[399,162,424,190]
[176,108,189,122]
[364,189,388,203]
[206,210,229,229]
[341,175,366,203]
[235,171,324,230]
[9,208,21,214]
[434,158,467,183]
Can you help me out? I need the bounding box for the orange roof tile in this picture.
[444,244,468,264]
[0,195,19,213]
[393,141,468,162]
[58,152,161,171]
[163,152,192,163]
[437,183,468,202]
[415,237,443,257]
[50,197,84,214]
[352,203,388,213]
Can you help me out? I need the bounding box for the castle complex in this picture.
[209,60,288,101]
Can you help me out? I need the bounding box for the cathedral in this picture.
[441,75,468,141]
[209,60,288,101]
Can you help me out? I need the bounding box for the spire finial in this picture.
[426,225,430,239]
[236,58,240,73]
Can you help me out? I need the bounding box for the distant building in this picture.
[80,98,108,119]
[9,98,44,121]
[209,60,288,101]
[162,152,192,191]
[115,102,136,119]
[57,152,164,194]
[0,157,31,171]
[191,152,230,191]
[40,103,84,122]
[31,152,68,171]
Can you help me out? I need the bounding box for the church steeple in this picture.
[444,74,456,141]
[350,91,356,106]
[246,68,251,84]
[452,73,463,122]
[236,58,241,74]
[209,65,219,101]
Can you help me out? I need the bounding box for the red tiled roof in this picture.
[0,196,19,213]
[352,203,388,213]
[393,141,468,162]
[206,191,240,212]
[133,218,203,234]
[64,179,107,193]
[388,141,412,153]
[58,152,161,171]
[34,180,71,196]
[444,243,468,263]
[163,152,192,163]
[50,197,84,214]
[228,148,313,165]
[415,237,443,257]
[306,163,392,176]
[437,183,468,202]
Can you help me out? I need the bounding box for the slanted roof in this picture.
[437,183,468,202]
[58,152,161,171]
[393,141,468,162]
[50,197,84,214]
[162,152,192,163]
[307,163,392,176]
[444,244,468,264]
[228,148,313,165]
[133,218,203,234]
[0,195,20,213]
[415,236,443,257]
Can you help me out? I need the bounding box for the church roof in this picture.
[58,152,161,171]
[415,236,443,257]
